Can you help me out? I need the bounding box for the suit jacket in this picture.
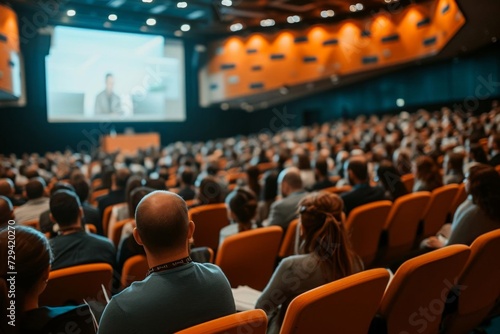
[39,202,101,235]
[268,191,307,232]
[341,184,386,216]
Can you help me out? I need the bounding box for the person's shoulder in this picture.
[193,262,226,275]
[85,232,114,247]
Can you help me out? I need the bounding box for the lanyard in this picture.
[147,256,192,276]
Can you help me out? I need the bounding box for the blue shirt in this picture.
[98,262,235,334]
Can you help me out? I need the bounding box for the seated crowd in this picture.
[1,105,500,333]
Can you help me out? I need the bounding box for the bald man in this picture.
[0,178,25,206]
[0,196,14,227]
[267,167,307,232]
[99,191,235,334]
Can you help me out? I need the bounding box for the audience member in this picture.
[256,192,362,334]
[376,160,408,201]
[219,188,258,245]
[14,177,49,224]
[489,134,500,166]
[39,182,78,236]
[99,191,235,333]
[0,178,25,206]
[413,156,443,192]
[308,158,336,191]
[0,196,13,228]
[341,157,386,216]
[294,154,315,189]
[177,166,196,201]
[49,190,115,270]
[443,152,465,185]
[71,177,100,231]
[245,165,261,199]
[257,170,278,224]
[267,167,306,232]
[194,176,225,206]
[97,168,131,218]
[0,226,95,334]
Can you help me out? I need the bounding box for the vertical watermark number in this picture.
[6,220,16,327]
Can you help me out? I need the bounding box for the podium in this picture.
[101,133,160,154]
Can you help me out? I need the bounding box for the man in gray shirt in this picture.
[98,191,235,333]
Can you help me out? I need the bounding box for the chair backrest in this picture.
[22,219,40,230]
[189,203,229,251]
[84,224,97,234]
[176,309,268,334]
[280,268,390,334]
[121,255,149,289]
[102,202,125,237]
[323,185,352,194]
[378,245,470,334]
[384,192,431,255]
[39,263,113,306]
[345,201,392,268]
[443,229,500,334]
[110,218,134,248]
[400,173,415,193]
[257,162,277,173]
[215,226,283,290]
[421,184,459,238]
[495,164,500,174]
[449,183,466,218]
[279,218,299,258]
[89,188,109,206]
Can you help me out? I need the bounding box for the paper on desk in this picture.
[231,285,262,311]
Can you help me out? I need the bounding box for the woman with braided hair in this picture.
[255,191,362,334]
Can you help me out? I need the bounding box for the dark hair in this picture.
[298,192,359,281]
[0,196,13,226]
[468,167,500,222]
[50,182,75,196]
[261,171,278,202]
[296,154,311,170]
[226,188,258,230]
[347,159,369,183]
[135,191,189,253]
[180,167,195,186]
[246,166,261,199]
[1,226,52,327]
[100,167,115,190]
[314,158,329,177]
[70,178,90,203]
[376,160,408,201]
[125,176,144,216]
[115,168,131,189]
[25,178,45,200]
[145,177,167,191]
[49,190,81,227]
[446,152,465,174]
[128,187,154,219]
[197,176,224,205]
[469,144,489,164]
[281,170,303,190]
[415,156,443,190]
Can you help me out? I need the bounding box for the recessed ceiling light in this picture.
[320,10,334,18]
[142,0,153,3]
[146,18,157,26]
[349,5,357,12]
[174,30,183,37]
[356,3,364,10]
[180,24,190,32]
[221,0,232,6]
[66,9,76,17]
[177,2,188,8]
[260,19,275,27]
[230,23,243,32]
[108,14,118,21]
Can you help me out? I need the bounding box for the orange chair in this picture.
[215,226,283,290]
[376,245,470,334]
[91,178,102,190]
[280,269,390,334]
[449,183,466,218]
[102,202,126,237]
[89,188,109,206]
[278,218,299,258]
[189,203,229,251]
[121,255,149,289]
[345,201,392,268]
[421,184,459,238]
[442,230,500,334]
[84,224,97,234]
[380,192,431,263]
[109,218,134,248]
[323,185,352,194]
[39,263,113,306]
[400,173,415,193]
[176,309,268,334]
[495,165,500,174]
[22,219,40,230]
[226,172,247,184]
[257,162,277,173]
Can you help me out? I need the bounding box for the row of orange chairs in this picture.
[38,229,500,334]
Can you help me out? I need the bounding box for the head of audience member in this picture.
[0,196,13,227]
[50,182,75,197]
[125,176,144,215]
[298,192,358,281]
[489,134,500,155]
[245,166,261,199]
[24,177,46,200]
[444,152,465,177]
[100,167,115,190]
[225,188,257,232]
[277,167,303,198]
[197,176,224,205]
[346,157,369,186]
[178,166,195,188]
[0,178,15,197]
[0,226,52,322]
[128,187,154,220]
[133,191,194,264]
[414,156,443,190]
[294,154,311,171]
[376,160,408,200]
[393,149,412,175]
[314,158,329,181]
[464,163,491,194]
[112,168,131,191]
[261,171,278,202]
[468,166,500,223]
[49,190,82,231]
[70,178,90,204]
[145,177,167,191]
[468,144,489,164]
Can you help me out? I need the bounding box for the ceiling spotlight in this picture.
[177,2,188,8]
[260,19,275,27]
[356,3,364,10]
[230,23,243,32]
[146,18,157,26]
[320,10,334,18]
[142,0,153,3]
[66,9,76,17]
[174,30,183,37]
[349,5,357,12]
[396,98,405,107]
[180,24,190,32]
[108,14,118,21]
[221,0,232,6]
[287,15,301,23]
